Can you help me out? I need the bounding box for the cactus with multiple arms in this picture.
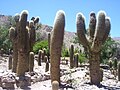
[50,10,65,84]
[76,11,111,85]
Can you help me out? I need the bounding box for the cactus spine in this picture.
[29,52,34,72]
[50,10,65,84]
[52,81,59,90]
[76,11,111,85]
[8,55,12,70]
[70,44,74,68]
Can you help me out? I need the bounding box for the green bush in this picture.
[62,49,69,57]
[33,40,48,54]
[78,53,87,64]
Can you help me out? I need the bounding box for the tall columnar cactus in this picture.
[8,55,12,70]
[29,52,34,72]
[76,11,111,85]
[74,53,79,68]
[118,62,120,81]
[38,50,42,66]
[9,14,20,72]
[48,33,51,61]
[17,10,30,76]
[70,44,74,68]
[52,81,59,90]
[50,10,65,84]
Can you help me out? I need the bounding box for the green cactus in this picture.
[70,44,74,68]
[74,53,79,68]
[50,10,65,84]
[76,11,111,85]
[8,55,12,70]
[52,81,59,90]
[29,52,34,72]
[118,62,120,81]
[9,13,20,73]
[38,50,42,66]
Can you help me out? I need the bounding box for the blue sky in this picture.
[0,0,119,37]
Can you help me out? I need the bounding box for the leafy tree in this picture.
[33,40,48,54]
[101,37,117,64]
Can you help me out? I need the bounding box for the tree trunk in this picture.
[89,51,101,85]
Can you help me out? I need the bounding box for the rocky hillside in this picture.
[37,24,77,49]
[0,14,12,26]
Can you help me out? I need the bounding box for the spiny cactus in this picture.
[50,10,65,84]
[100,68,103,82]
[70,44,74,68]
[114,58,118,70]
[8,55,12,70]
[38,50,42,66]
[45,57,49,72]
[74,53,79,68]
[48,33,51,62]
[118,62,120,81]
[76,11,111,85]
[109,59,113,69]
[52,81,59,90]
[17,10,30,76]
[29,52,34,72]
[9,13,20,73]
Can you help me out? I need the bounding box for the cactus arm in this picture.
[89,12,96,40]
[102,17,111,44]
[91,11,106,52]
[76,13,89,47]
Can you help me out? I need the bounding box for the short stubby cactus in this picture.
[118,62,120,81]
[74,53,79,68]
[8,55,12,70]
[52,81,59,90]
[38,50,42,66]
[70,44,74,68]
[50,10,65,84]
[29,52,34,72]
[76,11,111,85]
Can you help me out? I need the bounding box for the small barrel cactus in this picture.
[50,10,65,84]
[52,81,59,90]
[70,44,74,69]
[29,52,34,72]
